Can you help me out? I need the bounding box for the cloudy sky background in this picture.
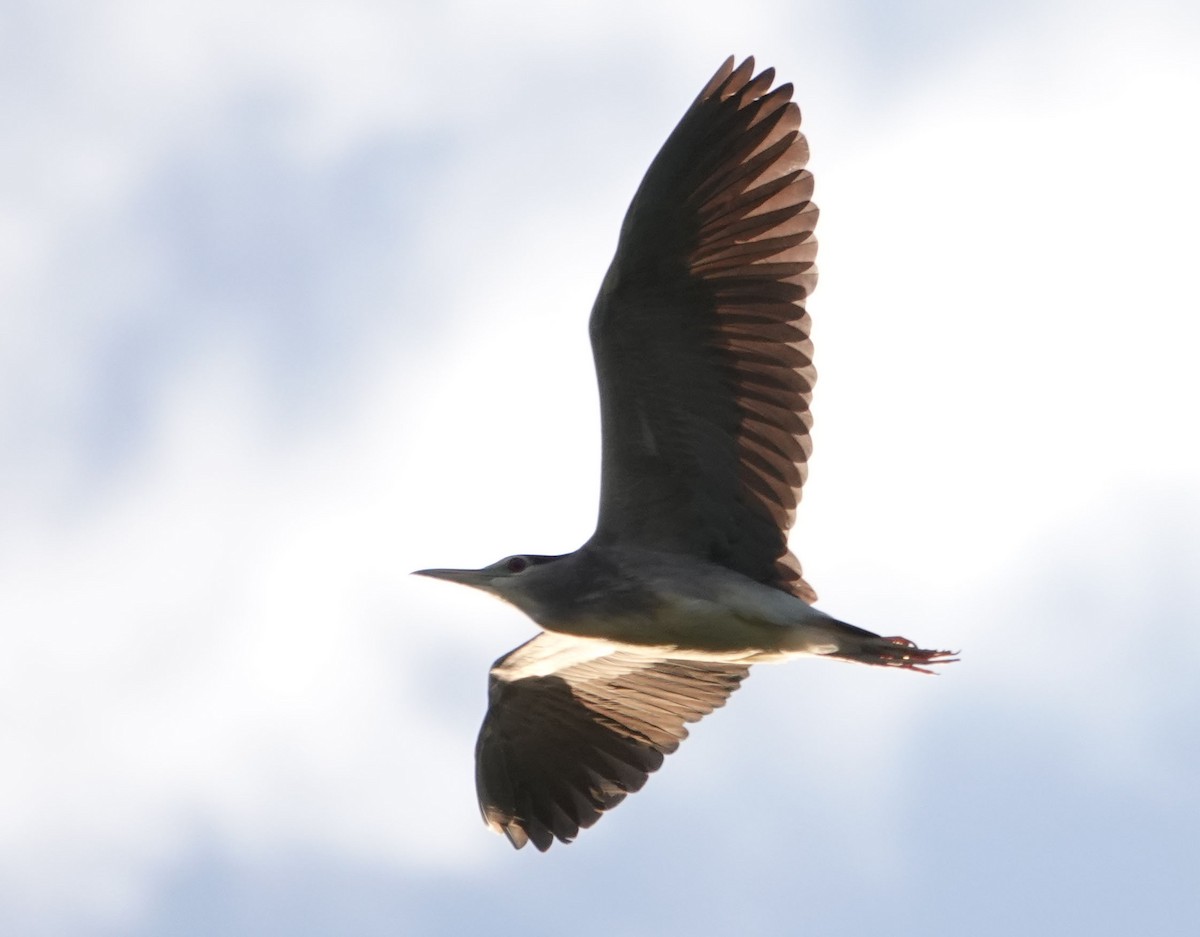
[3,0,1199,934]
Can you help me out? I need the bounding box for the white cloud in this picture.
[2,1,1198,934]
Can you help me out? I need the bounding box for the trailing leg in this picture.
[821,623,958,674]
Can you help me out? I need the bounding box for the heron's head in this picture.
[414,554,567,622]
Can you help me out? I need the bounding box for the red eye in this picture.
[506,556,529,573]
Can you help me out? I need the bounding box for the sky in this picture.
[3,0,1199,934]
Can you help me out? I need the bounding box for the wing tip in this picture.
[701,55,786,105]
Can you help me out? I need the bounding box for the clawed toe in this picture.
[879,637,960,674]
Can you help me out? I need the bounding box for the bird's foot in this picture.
[831,634,959,674]
[872,636,959,674]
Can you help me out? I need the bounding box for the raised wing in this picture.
[588,56,819,601]
[475,632,750,851]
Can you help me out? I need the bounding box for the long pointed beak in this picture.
[412,567,490,587]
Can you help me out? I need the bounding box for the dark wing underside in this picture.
[588,56,819,601]
[475,633,750,851]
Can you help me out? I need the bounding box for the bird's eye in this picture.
[506,556,530,573]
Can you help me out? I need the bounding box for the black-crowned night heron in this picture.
[417,56,955,852]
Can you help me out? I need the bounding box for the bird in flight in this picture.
[417,56,955,852]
